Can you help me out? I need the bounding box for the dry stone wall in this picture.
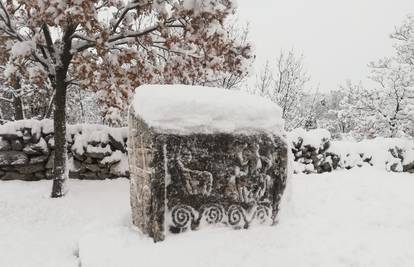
[1,120,411,181]
[0,120,129,181]
[290,128,414,174]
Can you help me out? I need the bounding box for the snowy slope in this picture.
[1,169,414,267]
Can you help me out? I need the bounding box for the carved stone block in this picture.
[128,110,288,242]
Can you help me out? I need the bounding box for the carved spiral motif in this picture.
[171,205,195,228]
[227,205,245,226]
[254,205,271,224]
[202,204,224,224]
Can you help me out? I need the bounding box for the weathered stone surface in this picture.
[72,151,86,162]
[15,163,46,174]
[403,165,414,173]
[34,171,48,179]
[100,159,118,168]
[0,151,29,166]
[21,128,33,143]
[69,171,80,179]
[84,163,100,172]
[46,152,54,169]
[85,157,94,164]
[97,170,113,179]
[0,139,11,151]
[71,159,84,172]
[128,113,288,242]
[29,155,49,164]
[0,133,19,140]
[85,149,111,159]
[10,139,23,151]
[1,171,32,180]
[46,169,54,178]
[0,120,127,181]
[23,138,49,155]
[78,171,100,180]
[108,134,126,152]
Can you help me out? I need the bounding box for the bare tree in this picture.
[254,50,310,130]
[315,15,414,140]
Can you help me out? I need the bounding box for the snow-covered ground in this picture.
[1,168,414,267]
[0,179,130,267]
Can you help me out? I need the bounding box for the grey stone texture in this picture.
[128,109,288,242]
[0,121,128,181]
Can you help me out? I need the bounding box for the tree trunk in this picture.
[51,70,68,198]
[50,23,76,198]
[12,78,24,120]
[13,95,24,120]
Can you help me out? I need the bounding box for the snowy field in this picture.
[1,168,414,267]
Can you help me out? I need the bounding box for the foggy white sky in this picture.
[236,0,413,92]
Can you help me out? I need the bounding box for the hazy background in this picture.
[236,0,413,92]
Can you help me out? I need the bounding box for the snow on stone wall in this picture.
[0,119,412,181]
[0,120,128,181]
[289,128,414,174]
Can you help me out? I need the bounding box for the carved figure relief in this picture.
[164,133,287,234]
[230,141,273,204]
[175,146,213,196]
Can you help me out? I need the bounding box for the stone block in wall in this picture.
[84,163,101,173]
[128,85,287,242]
[23,138,49,155]
[78,171,100,180]
[29,155,49,164]
[71,158,84,172]
[97,170,113,179]
[0,139,11,151]
[68,170,80,179]
[0,151,29,166]
[15,163,46,174]
[84,157,95,164]
[84,144,111,159]
[108,134,126,152]
[0,133,19,140]
[1,171,32,181]
[10,139,23,151]
[34,171,49,180]
[72,151,86,162]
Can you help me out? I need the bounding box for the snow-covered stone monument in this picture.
[128,85,288,242]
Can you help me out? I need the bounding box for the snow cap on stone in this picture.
[132,85,284,135]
